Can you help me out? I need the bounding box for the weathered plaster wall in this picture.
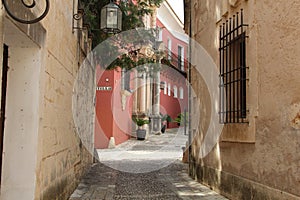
[253,0,300,197]
[1,44,42,200]
[188,0,300,199]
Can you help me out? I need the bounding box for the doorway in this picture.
[0,44,8,184]
[0,18,43,199]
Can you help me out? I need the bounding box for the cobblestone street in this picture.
[69,129,227,200]
[69,161,227,200]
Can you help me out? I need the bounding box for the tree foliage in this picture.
[79,0,164,69]
[79,0,164,70]
[80,0,164,47]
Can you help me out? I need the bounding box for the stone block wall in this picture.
[34,1,95,199]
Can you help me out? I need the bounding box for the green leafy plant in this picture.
[160,113,172,122]
[173,112,188,126]
[132,117,150,127]
[107,54,156,70]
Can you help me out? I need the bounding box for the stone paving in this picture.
[96,128,188,174]
[69,129,228,200]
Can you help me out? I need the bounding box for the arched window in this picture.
[163,81,167,95]
[179,87,184,99]
[173,86,178,98]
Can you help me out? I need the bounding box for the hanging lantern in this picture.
[100,2,122,34]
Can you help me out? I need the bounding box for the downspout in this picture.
[187,0,193,166]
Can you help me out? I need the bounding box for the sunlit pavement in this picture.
[69,128,228,199]
[96,128,188,173]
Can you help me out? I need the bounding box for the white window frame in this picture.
[168,83,171,96]
[173,85,178,98]
[163,81,167,95]
[158,28,163,41]
[178,45,184,71]
[167,38,172,60]
[179,87,184,99]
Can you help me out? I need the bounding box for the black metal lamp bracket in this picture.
[72,9,85,32]
[2,0,50,24]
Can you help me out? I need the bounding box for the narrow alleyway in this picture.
[69,129,228,200]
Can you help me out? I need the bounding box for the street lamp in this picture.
[73,0,122,34]
[100,1,122,34]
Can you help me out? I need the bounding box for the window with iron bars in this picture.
[219,9,248,124]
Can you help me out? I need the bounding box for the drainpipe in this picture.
[188,0,193,166]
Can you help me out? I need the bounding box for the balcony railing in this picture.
[161,47,188,78]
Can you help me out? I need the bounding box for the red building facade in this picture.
[94,2,189,148]
[95,67,132,149]
[157,16,189,128]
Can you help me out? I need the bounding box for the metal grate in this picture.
[164,47,188,73]
[219,9,248,124]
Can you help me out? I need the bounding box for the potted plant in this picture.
[132,117,149,140]
[160,113,171,133]
[173,112,188,127]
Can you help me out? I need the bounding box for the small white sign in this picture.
[96,86,112,91]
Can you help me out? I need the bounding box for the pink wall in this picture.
[160,72,188,128]
[157,19,189,72]
[95,67,131,149]
[111,68,133,145]
[95,68,114,149]
[157,18,189,128]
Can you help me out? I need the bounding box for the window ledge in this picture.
[221,122,255,143]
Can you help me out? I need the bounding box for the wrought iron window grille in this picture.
[219,9,249,124]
